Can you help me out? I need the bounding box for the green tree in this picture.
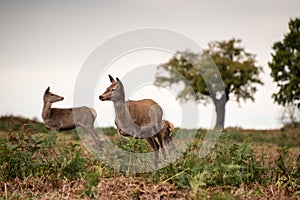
[269,17,300,108]
[155,38,263,129]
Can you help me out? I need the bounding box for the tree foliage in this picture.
[155,50,210,103]
[155,38,263,128]
[207,39,263,102]
[269,17,300,107]
[156,38,263,104]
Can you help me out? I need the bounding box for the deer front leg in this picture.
[44,119,60,132]
[80,125,103,148]
[115,122,125,145]
[118,129,125,146]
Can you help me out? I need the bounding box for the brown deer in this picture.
[42,87,101,145]
[157,120,175,158]
[99,75,168,165]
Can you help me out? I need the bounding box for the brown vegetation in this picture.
[0,116,300,199]
[1,176,188,200]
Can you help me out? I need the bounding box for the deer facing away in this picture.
[158,120,175,158]
[99,75,173,164]
[42,87,101,145]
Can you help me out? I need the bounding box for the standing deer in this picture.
[99,75,166,166]
[42,87,101,145]
[157,120,175,158]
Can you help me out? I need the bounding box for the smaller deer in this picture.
[42,87,101,145]
[156,120,175,158]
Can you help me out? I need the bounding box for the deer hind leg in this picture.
[146,136,159,168]
[81,123,102,147]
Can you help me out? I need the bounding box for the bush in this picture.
[192,142,266,187]
[0,128,89,181]
[274,147,300,195]
[147,133,267,191]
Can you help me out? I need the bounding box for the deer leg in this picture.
[168,140,175,155]
[116,128,125,146]
[119,135,124,146]
[115,124,125,146]
[146,136,159,168]
[82,125,102,148]
[157,133,167,159]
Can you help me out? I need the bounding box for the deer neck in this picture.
[113,98,128,119]
[42,101,52,120]
[112,89,138,131]
[112,89,126,116]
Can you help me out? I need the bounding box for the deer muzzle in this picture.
[99,95,106,101]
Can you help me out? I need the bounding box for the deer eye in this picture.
[111,88,115,91]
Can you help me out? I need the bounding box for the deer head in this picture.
[162,120,175,154]
[164,120,174,137]
[43,87,64,103]
[99,75,124,102]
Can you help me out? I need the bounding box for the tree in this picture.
[269,17,300,108]
[279,103,300,128]
[155,38,263,129]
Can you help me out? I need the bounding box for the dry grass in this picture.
[1,176,188,200]
[1,116,300,199]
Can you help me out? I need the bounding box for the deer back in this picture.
[126,99,163,127]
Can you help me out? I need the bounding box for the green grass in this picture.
[224,128,300,147]
[1,115,300,199]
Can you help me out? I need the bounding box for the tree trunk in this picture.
[213,98,227,130]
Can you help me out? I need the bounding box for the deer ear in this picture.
[166,121,174,137]
[167,125,172,133]
[168,126,173,137]
[108,74,115,83]
[46,86,50,93]
[116,78,123,86]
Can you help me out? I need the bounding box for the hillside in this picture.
[0,115,300,199]
[0,115,47,132]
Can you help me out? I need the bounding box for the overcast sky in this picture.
[0,0,299,129]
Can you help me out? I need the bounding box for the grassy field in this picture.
[0,115,299,199]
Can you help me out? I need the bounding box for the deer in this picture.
[119,119,175,159]
[42,86,101,146]
[157,120,175,158]
[99,75,169,166]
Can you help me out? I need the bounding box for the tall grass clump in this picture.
[147,131,267,192]
[0,125,116,199]
[191,141,267,187]
[273,147,300,195]
[0,127,89,181]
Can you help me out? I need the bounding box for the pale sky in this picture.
[0,0,299,129]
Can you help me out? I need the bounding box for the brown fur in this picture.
[42,87,100,144]
[126,99,160,126]
[156,120,175,158]
[99,75,174,164]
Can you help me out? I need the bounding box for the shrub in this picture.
[192,142,266,187]
[274,147,300,195]
[0,128,89,181]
